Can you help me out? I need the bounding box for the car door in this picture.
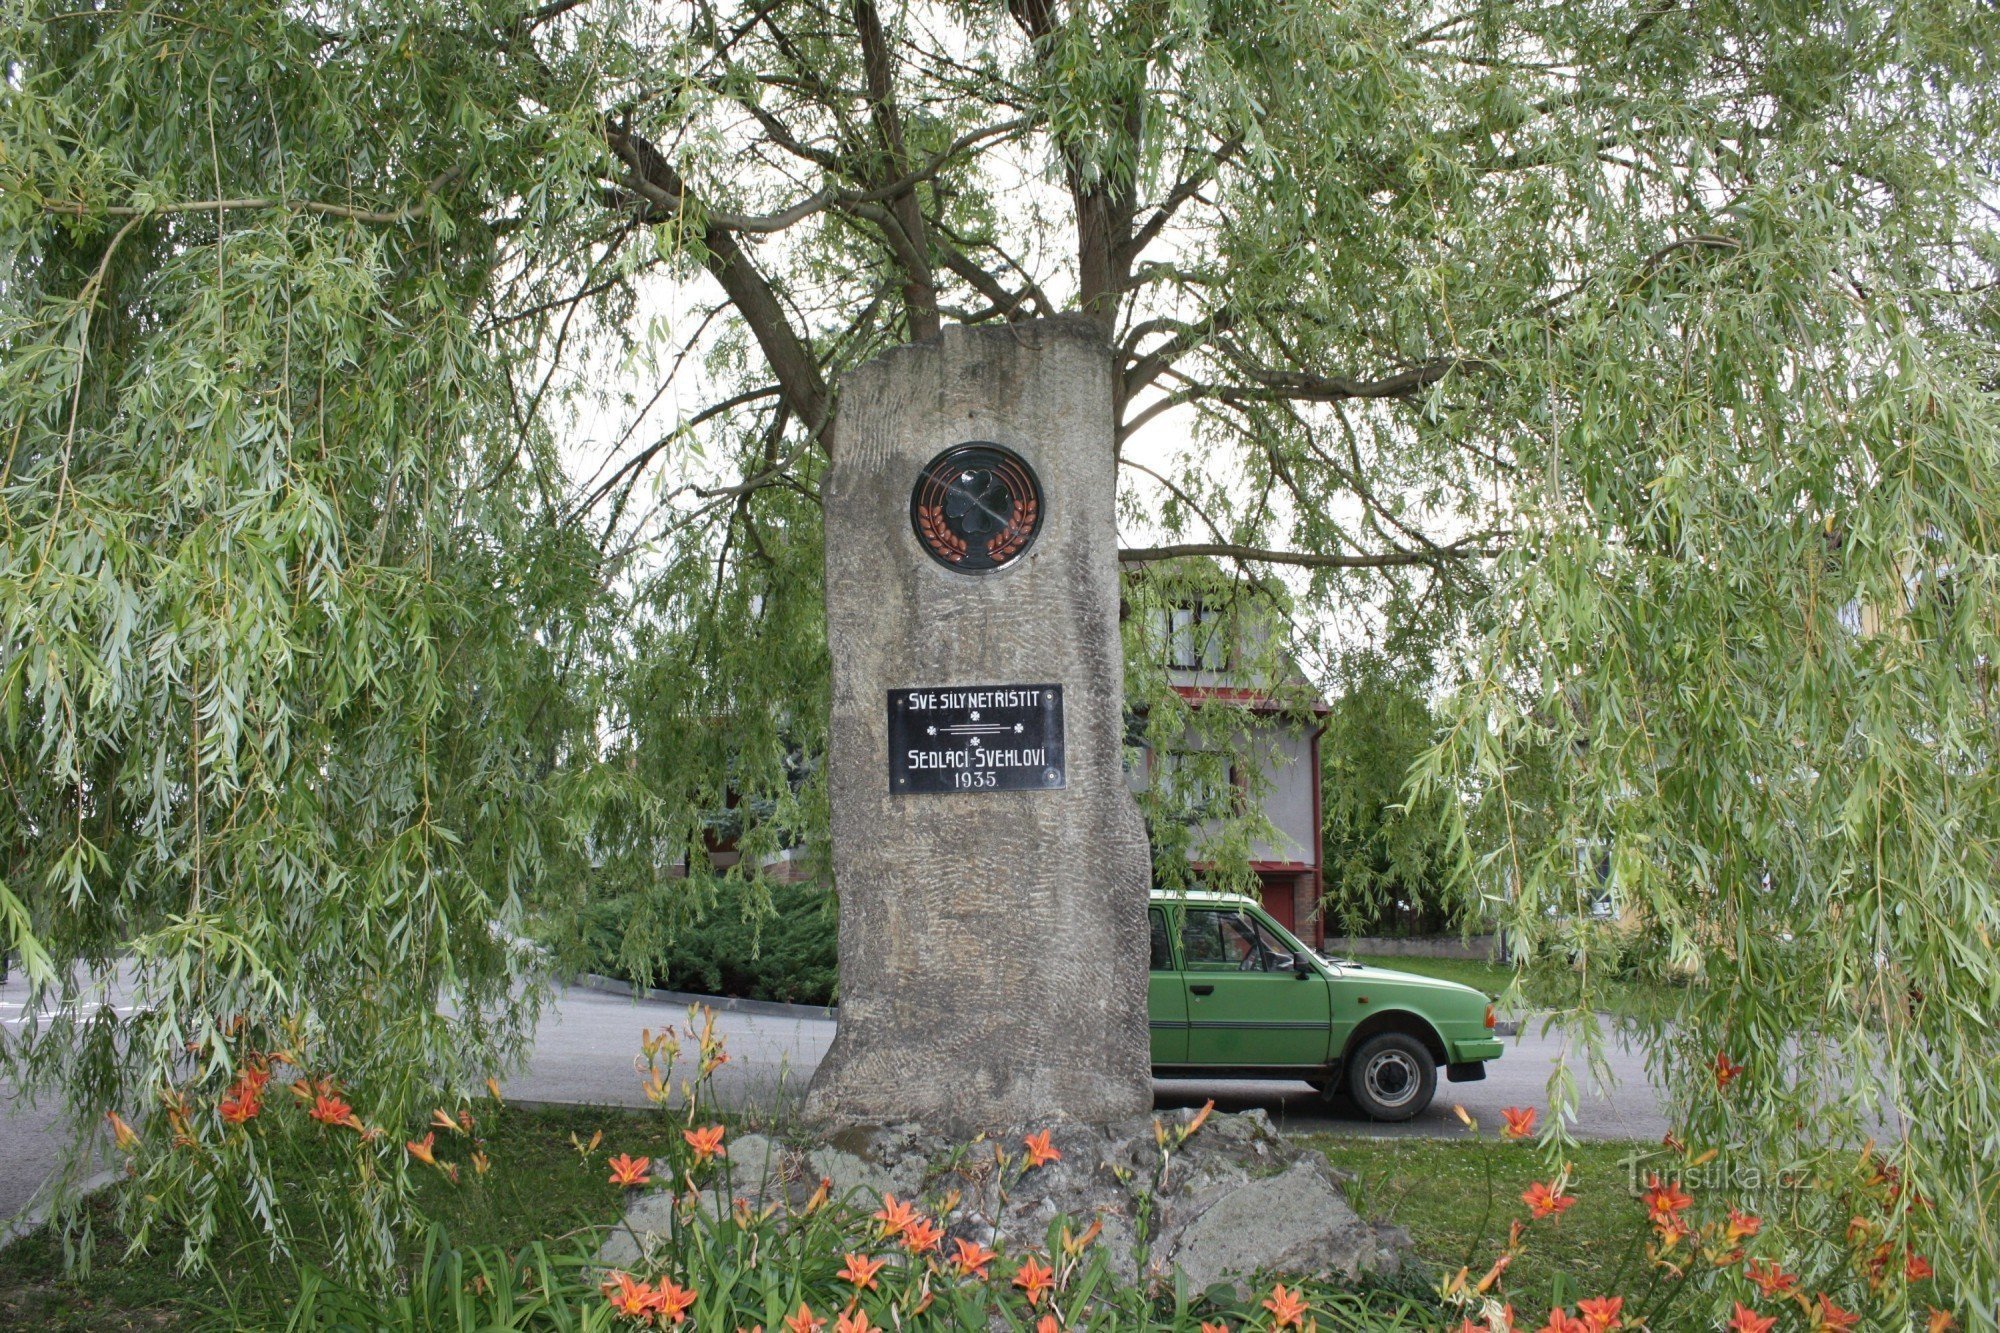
[1147,906,1188,1064]
[1179,906,1332,1066]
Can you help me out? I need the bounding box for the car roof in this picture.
[1148,887,1260,907]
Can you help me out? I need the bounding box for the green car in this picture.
[1148,889,1505,1121]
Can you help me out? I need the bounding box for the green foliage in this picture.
[1318,665,1465,938]
[577,878,838,1007]
[2,0,1998,1316]
[0,0,624,1277]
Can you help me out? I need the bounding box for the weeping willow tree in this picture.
[4,0,1999,1310]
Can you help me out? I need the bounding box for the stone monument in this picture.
[804,318,1152,1131]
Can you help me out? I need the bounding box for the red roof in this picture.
[1170,684,1330,715]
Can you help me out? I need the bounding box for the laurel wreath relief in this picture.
[986,494,1038,564]
[916,503,967,562]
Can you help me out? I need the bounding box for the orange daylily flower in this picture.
[1640,1175,1693,1224]
[1744,1259,1798,1298]
[1576,1296,1622,1332]
[902,1216,944,1254]
[1927,1310,1956,1332]
[683,1124,727,1162]
[1724,1210,1762,1244]
[406,1132,438,1166]
[1726,1306,1775,1333]
[309,1092,358,1128]
[105,1111,140,1152]
[1261,1283,1308,1329]
[783,1304,826,1333]
[1907,1251,1935,1280]
[430,1108,463,1134]
[1713,1051,1747,1089]
[654,1280,698,1325]
[1023,1129,1061,1168]
[838,1253,887,1290]
[1061,1218,1102,1256]
[219,1078,263,1125]
[485,1076,504,1102]
[1535,1310,1587,1333]
[471,1150,491,1175]
[1500,1106,1538,1140]
[804,1176,833,1214]
[1201,1323,1230,1333]
[873,1193,919,1239]
[835,1310,875,1333]
[608,1153,652,1187]
[1035,1316,1062,1333]
[951,1237,997,1278]
[603,1272,657,1319]
[1813,1294,1859,1330]
[1185,1099,1215,1136]
[1012,1256,1055,1307]
[1521,1180,1575,1219]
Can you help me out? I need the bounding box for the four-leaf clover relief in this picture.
[910,443,1043,573]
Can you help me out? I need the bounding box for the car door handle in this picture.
[1189,984,1214,996]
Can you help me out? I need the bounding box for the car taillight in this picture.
[1484,1004,1497,1029]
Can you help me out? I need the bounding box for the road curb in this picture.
[572,974,838,1022]
[0,1166,121,1252]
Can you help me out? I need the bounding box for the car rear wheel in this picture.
[1347,1032,1436,1122]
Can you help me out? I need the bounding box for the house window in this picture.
[1155,750,1237,815]
[1153,601,1227,670]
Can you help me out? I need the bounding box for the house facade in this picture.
[1126,584,1329,948]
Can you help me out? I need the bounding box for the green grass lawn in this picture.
[1,1106,1655,1331]
[1346,954,1685,1025]
[1310,1136,1661,1313]
[0,1103,669,1331]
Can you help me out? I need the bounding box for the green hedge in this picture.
[579,880,839,1007]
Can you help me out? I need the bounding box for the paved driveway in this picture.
[3,976,1668,1232]
[505,985,1669,1139]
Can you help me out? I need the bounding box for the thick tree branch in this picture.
[1227,357,1478,403]
[854,0,939,338]
[606,125,830,432]
[1117,537,1501,569]
[1122,134,1242,264]
[1123,306,1239,399]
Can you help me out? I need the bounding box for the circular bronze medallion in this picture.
[910,442,1043,572]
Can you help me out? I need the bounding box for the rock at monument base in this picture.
[597,1109,1409,1296]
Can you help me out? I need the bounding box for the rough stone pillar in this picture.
[804,318,1153,1132]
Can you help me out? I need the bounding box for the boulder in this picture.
[598,1109,1408,1294]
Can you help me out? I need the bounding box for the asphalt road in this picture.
[2,974,1668,1233]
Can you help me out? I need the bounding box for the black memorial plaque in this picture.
[887,684,1066,794]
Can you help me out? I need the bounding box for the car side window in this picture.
[1149,909,1174,971]
[1183,909,1294,972]
[1182,909,1250,970]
